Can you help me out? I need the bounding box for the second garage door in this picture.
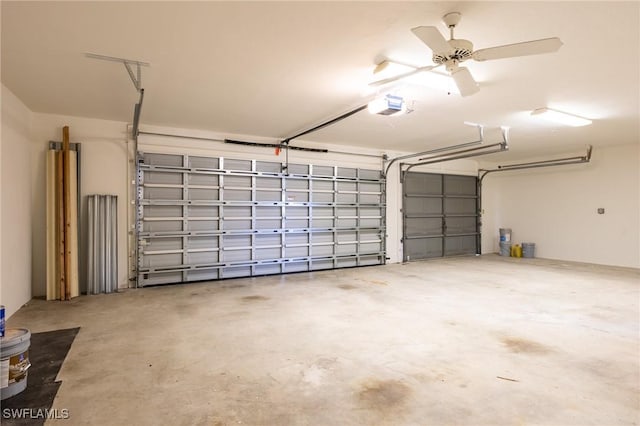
[403,172,478,261]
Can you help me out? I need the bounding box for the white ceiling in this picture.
[2,1,639,161]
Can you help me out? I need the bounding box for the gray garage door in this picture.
[403,172,478,261]
[136,152,386,286]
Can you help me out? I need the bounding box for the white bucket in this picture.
[1,328,31,400]
[499,228,512,243]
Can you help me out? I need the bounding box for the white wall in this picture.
[30,114,130,296]
[1,85,33,318]
[481,144,640,268]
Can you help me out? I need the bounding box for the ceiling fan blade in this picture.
[472,37,563,61]
[369,65,438,87]
[451,67,479,97]
[411,26,451,54]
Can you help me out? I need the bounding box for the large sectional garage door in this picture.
[136,152,386,286]
[403,172,478,261]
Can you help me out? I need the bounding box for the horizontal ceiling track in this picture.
[478,145,593,183]
[399,127,510,182]
[383,123,485,178]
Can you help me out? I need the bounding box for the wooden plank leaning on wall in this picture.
[47,126,79,300]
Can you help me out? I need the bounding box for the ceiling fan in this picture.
[371,12,563,96]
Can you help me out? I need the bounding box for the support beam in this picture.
[84,52,150,93]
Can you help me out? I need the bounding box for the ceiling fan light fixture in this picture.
[531,107,592,127]
[368,94,407,116]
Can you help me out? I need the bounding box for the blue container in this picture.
[0,305,5,337]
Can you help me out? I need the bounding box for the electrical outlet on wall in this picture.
[597,208,605,214]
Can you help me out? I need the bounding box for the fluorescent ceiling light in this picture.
[531,107,592,127]
[371,60,415,84]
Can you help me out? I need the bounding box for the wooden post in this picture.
[56,150,66,300]
[62,126,72,300]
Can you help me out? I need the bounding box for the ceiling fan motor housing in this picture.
[432,38,474,66]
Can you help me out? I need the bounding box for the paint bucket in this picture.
[499,242,511,256]
[1,328,31,400]
[499,228,512,243]
[522,242,536,258]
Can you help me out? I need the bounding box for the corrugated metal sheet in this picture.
[87,195,118,294]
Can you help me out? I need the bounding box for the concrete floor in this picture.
[7,255,640,426]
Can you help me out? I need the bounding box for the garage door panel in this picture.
[446,216,477,234]
[189,156,219,169]
[444,175,476,195]
[444,198,476,215]
[224,159,251,171]
[187,220,218,231]
[143,220,182,233]
[142,253,182,268]
[189,236,218,249]
[255,264,282,275]
[405,173,442,195]
[190,251,219,264]
[256,247,281,260]
[405,197,442,215]
[444,235,477,256]
[144,237,182,251]
[142,153,183,167]
[224,189,252,201]
[143,205,182,218]
[287,179,309,190]
[311,259,334,270]
[225,175,251,187]
[187,269,219,281]
[405,237,443,260]
[256,161,281,173]
[223,249,252,262]
[189,188,219,201]
[189,206,218,218]
[137,153,385,286]
[403,171,478,261]
[189,174,219,186]
[406,217,442,235]
[145,187,182,200]
[145,171,183,185]
[312,245,334,256]
[285,246,308,258]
